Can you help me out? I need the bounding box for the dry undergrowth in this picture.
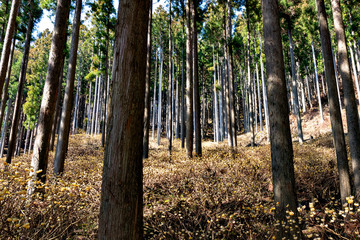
[1,108,360,239]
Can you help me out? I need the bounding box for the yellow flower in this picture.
[22,223,30,229]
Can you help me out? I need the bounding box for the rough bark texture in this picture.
[186,0,193,158]
[6,0,34,163]
[143,1,152,159]
[316,0,351,203]
[28,0,71,195]
[262,0,299,237]
[0,0,20,101]
[331,0,360,197]
[98,0,150,239]
[192,0,201,156]
[53,0,82,175]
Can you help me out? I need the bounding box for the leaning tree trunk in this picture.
[0,98,12,157]
[185,0,193,158]
[28,0,71,195]
[262,0,299,238]
[143,1,152,159]
[331,0,360,197]
[0,0,20,101]
[192,0,201,156]
[53,0,82,175]
[316,0,352,204]
[98,0,150,238]
[6,0,34,163]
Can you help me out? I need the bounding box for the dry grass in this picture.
[1,107,360,239]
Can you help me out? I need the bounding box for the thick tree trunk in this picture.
[143,1,152,159]
[185,0,193,158]
[331,0,360,197]
[28,0,71,195]
[98,0,150,238]
[262,0,299,237]
[53,0,82,175]
[6,0,34,163]
[192,0,201,156]
[316,0,352,204]
[0,0,20,101]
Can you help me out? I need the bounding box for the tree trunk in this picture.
[0,32,15,132]
[262,0,299,237]
[227,0,236,147]
[349,43,360,102]
[192,0,201,156]
[316,0,352,204]
[312,42,324,121]
[331,0,360,197]
[6,0,34,163]
[72,57,82,134]
[53,0,82,175]
[152,50,158,140]
[259,32,270,140]
[288,27,304,143]
[213,45,219,143]
[0,0,20,101]
[185,0,193,158]
[157,46,163,145]
[98,0,150,238]
[0,98,11,157]
[28,0,71,195]
[168,0,173,154]
[246,3,254,146]
[143,1,152,159]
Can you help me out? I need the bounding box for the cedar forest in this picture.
[1,0,360,239]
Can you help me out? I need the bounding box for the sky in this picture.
[35,0,167,36]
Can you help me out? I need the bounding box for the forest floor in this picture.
[1,107,360,239]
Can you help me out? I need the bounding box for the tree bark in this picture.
[312,42,324,121]
[6,0,34,163]
[316,0,352,204]
[186,0,193,158]
[28,0,71,195]
[0,0,20,101]
[53,0,82,175]
[331,0,360,197]
[192,0,201,156]
[98,0,150,238]
[168,0,173,154]
[143,1,152,159]
[262,0,299,237]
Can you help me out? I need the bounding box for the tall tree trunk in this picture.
[0,0,20,101]
[213,45,219,143]
[192,0,201,156]
[331,0,360,197]
[28,0,71,195]
[157,46,163,145]
[72,57,82,134]
[312,42,324,121]
[152,50,158,140]
[262,0,299,237]
[181,2,186,148]
[316,0,352,204]
[185,0,193,158]
[0,32,15,131]
[143,1,152,159]
[227,0,236,147]
[259,32,270,140]
[53,0,82,175]
[168,0,173,154]
[6,0,34,163]
[349,43,360,102]
[98,0,150,238]
[288,27,304,143]
[246,2,254,146]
